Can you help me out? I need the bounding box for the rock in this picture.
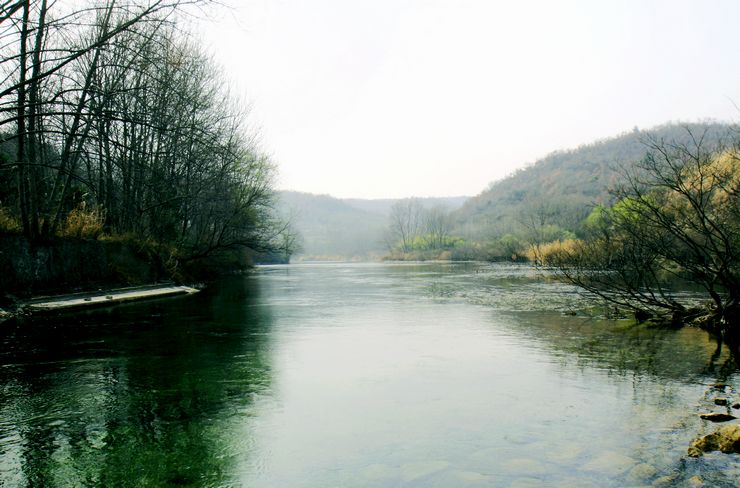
[688,423,740,457]
[627,463,658,483]
[651,474,678,487]
[687,475,704,487]
[580,451,635,477]
[733,403,740,409]
[714,398,729,406]
[699,412,736,422]
[0,308,16,323]
[711,383,727,390]
[544,442,583,464]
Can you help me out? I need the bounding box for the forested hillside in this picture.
[344,196,468,216]
[277,192,387,260]
[456,122,734,243]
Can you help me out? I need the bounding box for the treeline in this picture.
[384,199,484,261]
[383,197,524,261]
[0,1,293,270]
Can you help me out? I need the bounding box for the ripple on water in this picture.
[1,262,739,487]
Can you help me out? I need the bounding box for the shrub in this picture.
[0,207,21,234]
[527,239,582,265]
[58,203,105,239]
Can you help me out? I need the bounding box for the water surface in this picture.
[1,262,738,486]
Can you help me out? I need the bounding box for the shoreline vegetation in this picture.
[379,125,738,339]
[0,0,298,307]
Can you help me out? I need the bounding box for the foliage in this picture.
[526,239,580,264]
[385,199,463,255]
[0,207,21,233]
[549,127,739,332]
[57,203,105,239]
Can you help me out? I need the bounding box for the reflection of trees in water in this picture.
[0,276,273,487]
[505,312,737,382]
[505,314,740,487]
[367,262,738,381]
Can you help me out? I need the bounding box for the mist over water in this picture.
[1,263,738,486]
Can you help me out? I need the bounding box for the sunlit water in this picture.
[1,262,739,487]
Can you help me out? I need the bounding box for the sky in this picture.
[194,0,740,199]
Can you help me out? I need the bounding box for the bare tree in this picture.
[0,1,297,265]
[424,204,452,249]
[387,198,424,252]
[0,0,210,239]
[551,127,739,333]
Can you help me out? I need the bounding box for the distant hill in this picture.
[455,122,735,240]
[343,196,469,216]
[277,192,470,260]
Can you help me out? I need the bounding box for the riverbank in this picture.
[0,235,174,298]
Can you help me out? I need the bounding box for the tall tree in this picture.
[387,198,423,252]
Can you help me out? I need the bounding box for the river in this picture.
[1,262,738,486]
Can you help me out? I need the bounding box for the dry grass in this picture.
[58,203,105,239]
[0,207,21,234]
[526,239,582,265]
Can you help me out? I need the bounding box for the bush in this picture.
[527,239,582,264]
[58,203,105,239]
[0,207,21,234]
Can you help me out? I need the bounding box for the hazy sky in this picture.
[196,0,739,199]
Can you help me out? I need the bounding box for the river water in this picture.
[1,262,738,487]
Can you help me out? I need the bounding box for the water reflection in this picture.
[1,263,739,487]
[0,276,274,487]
